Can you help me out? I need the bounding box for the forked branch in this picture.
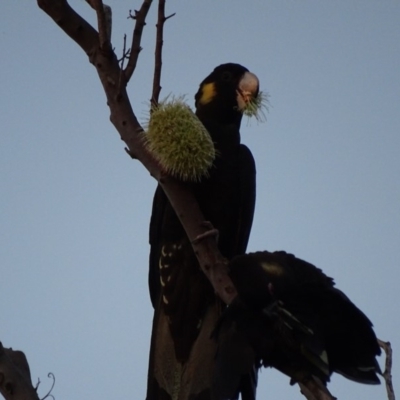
[36,0,235,304]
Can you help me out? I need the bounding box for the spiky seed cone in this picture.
[243,90,270,122]
[144,98,216,182]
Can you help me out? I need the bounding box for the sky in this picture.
[1,1,399,399]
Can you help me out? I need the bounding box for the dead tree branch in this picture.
[124,0,153,82]
[0,342,39,400]
[151,0,175,107]
[378,339,396,400]
[91,0,112,51]
[36,0,236,305]
[299,381,337,400]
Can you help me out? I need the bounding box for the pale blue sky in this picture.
[1,1,399,399]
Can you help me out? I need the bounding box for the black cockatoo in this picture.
[146,64,259,400]
[212,250,381,399]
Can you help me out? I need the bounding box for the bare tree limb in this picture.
[0,342,39,400]
[151,0,175,107]
[85,0,112,43]
[37,0,99,54]
[36,0,236,305]
[299,381,337,400]
[378,339,396,400]
[124,0,153,82]
[90,0,112,51]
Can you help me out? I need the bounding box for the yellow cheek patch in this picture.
[261,262,284,277]
[198,82,216,105]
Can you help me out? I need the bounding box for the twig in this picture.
[40,373,55,400]
[151,0,175,108]
[378,339,396,400]
[124,0,153,82]
[118,34,130,91]
[118,34,129,66]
